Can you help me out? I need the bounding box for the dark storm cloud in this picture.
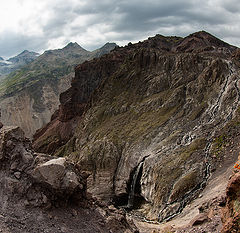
[0,0,239,57]
[68,0,240,48]
[0,31,47,58]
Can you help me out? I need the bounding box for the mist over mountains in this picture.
[0,50,39,78]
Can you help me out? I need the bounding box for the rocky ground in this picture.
[0,125,137,233]
[0,201,139,233]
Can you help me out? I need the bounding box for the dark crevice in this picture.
[126,155,150,209]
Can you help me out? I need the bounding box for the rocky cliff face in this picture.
[0,42,116,138]
[33,31,239,221]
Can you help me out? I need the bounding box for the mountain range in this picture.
[0,50,39,78]
[0,42,116,137]
[0,31,239,232]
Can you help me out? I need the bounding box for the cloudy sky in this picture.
[0,0,239,58]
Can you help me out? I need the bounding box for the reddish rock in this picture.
[33,51,126,154]
[173,31,236,54]
[221,172,240,232]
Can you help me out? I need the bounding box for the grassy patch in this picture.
[212,135,227,157]
[233,200,240,213]
[211,106,240,158]
[153,138,206,206]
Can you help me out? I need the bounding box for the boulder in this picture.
[31,157,85,201]
[0,126,86,207]
[32,158,66,189]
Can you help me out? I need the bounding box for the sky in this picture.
[0,0,239,58]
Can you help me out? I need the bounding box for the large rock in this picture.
[0,125,86,207]
[33,158,67,189]
[32,157,85,196]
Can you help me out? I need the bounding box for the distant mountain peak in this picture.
[103,42,117,46]
[66,42,79,47]
[100,42,117,49]
[0,57,4,61]
[64,42,84,50]
[91,42,117,57]
[17,50,39,57]
[7,50,39,64]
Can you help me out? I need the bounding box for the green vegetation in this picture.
[0,42,116,109]
[82,82,177,150]
[0,59,72,99]
[212,135,227,157]
[234,200,240,213]
[169,169,200,202]
[211,106,240,158]
[54,137,76,157]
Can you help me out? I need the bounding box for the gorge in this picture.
[1,31,240,232]
[32,31,240,230]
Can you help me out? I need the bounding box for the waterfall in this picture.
[127,161,144,209]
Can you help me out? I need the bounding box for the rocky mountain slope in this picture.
[0,123,137,233]
[33,31,240,225]
[0,50,39,78]
[0,42,116,137]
